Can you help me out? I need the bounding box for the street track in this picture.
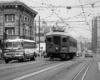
[0,57,92,80]
[44,60,84,80]
[43,58,93,80]
[0,57,83,80]
[13,58,85,80]
[72,60,93,80]
[0,60,62,72]
[0,58,70,80]
[0,58,59,71]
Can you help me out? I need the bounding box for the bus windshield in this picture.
[13,42,22,48]
[6,42,12,48]
[6,42,22,49]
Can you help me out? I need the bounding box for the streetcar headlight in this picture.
[48,43,52,48]
[56,47,58,50]
[55,47,59,51]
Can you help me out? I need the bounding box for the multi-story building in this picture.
[92,16,100,53]
[0,1,37,41]
[36,26,52,43]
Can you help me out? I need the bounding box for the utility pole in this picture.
[18,15,21,37]
[39,16,40,53]
[2,5,5,58]
[35,20,36,41]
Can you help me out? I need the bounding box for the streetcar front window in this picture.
[53,36,60,45]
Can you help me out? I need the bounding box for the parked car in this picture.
[76,52,82,57]
[85,50,93,57]
[0,49,2,59]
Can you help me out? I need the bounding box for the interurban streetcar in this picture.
[4,38,37,63]
[45,30,77,60]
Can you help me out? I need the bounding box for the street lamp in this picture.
[1,5,5,58]
[39,16,40,53]
[18,15,21,37]
[34,20,36,41]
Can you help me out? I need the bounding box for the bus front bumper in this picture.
[4,54,24,60]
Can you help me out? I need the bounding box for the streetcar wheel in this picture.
[60,54,66,61]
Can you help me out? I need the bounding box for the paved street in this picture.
[0,55,98,80]
[0,0,99,80]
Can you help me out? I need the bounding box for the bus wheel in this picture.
[18,57,25,62]
[5,59,9,63]
[30,56,35,61]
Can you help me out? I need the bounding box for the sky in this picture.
[1,0,100,42]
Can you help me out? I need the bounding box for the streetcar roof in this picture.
[46,31,77,42]
[5,39,36,42]
[46,31,70,36]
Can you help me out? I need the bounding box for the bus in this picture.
[4,39,38,63]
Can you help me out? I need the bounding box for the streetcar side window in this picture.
[70,41,72,46]
[23,42,36,48]
[47,37,52,42]
[70,41,77,47]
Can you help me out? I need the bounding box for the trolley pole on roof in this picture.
[39,16,40,53]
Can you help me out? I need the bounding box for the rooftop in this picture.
[0,0,38,15]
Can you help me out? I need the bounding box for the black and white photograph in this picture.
[0,0,100,80]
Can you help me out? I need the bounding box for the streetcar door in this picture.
[46,36,53,52]
[53,36,61,52]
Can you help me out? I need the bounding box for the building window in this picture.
[25,29,27,35]
[5,14,15,22]
[23,28,25,35]
[5,27,15,35]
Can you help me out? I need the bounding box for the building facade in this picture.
[92,16,100,53]
[36,26,52,43]
[35,20,66,43]
[0,1,37,41]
